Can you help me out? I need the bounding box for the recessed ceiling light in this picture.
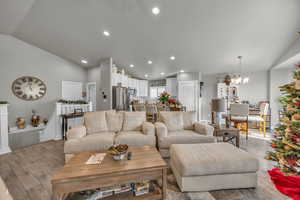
[170,56,175,60]
[148,60,153,64]
[103,30,110,36]
[160,72,165,75]
[152,7,160,15]
[144,74,148,78]
[81,59,88,64]
[180,70,184,73]
[130,64,134,68]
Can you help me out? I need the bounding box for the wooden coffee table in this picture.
[51,146,167,200]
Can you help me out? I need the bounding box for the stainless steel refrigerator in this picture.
[112,86,130,111]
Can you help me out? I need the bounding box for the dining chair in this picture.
[132,103,146,111]
[248,103,269,137]
[145,104,158,122]
[156,104,170,112]
[229,103,249,139]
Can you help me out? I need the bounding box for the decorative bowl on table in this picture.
[108,144,128,161]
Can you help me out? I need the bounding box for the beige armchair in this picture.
[64,111,156,163]
[155,112,216,158]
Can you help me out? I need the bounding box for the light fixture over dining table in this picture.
[231,56,249,85]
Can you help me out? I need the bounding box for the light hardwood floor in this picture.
[0,136,290,200]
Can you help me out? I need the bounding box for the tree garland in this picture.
[266,68,300,175]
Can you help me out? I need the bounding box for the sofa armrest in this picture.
[66,125,87,140]
[194,122,214,136]
[155,122,168,138]
[142,122,155,136]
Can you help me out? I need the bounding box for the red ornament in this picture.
[293,136,300,143]
[296,63,300,68]
[287,158,298,167]
[295,102,300,106]
[268,168,300,200]
[271,143,277,148]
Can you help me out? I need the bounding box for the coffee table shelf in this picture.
[101,187,161,200]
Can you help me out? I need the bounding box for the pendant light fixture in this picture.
[231,56,249,85]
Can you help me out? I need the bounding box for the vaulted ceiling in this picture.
[1,0,300,79]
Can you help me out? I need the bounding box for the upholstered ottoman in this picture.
[170,143,259,192]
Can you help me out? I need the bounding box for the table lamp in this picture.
[211,98,225,127]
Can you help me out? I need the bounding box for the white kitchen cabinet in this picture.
[112,73,129,87]
[166,78,178,97]
[121,75,128,87]
[133,79,139,90]
[128,78,136,88]
[111,73,121,86]
[138,80,148,97]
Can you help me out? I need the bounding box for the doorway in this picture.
[86,82,97,111]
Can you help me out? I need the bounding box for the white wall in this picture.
[0,34,87,126]
[270,67,294,128]
[177,72,202,81]
[86,58,113,111]
[237,71,268,104]
[201,70,269,120]
[201,74,217,120]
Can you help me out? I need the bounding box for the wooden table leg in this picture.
[162,168,167,200]
[52,193,63,200]
[52,192,68,200]
[236,132,240,148]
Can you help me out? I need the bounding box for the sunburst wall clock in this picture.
[12,76,47,101]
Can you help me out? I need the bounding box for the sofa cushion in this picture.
[170,143,259,177]
[64,132,114,153]
[182,111,196,130]
[106,111,124,132]
[84,111,108,135]
[159,112,184,131]
[115,133,156,146]
[122,112,146,131]
[158,130,215,148]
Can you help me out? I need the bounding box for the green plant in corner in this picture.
[0,101,8,104]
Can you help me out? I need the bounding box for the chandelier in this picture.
[231,56,249,85]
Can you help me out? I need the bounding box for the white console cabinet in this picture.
[0,104,11,154]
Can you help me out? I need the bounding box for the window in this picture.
[150,86,166,98]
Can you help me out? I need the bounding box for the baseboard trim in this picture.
[0,147,11,155]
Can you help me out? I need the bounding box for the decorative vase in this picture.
[43,119,48,125]
[31,110,40,127]
[16,118,26,129]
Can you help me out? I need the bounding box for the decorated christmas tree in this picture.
[266,68,300,175]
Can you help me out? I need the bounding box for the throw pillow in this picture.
[182,111,196,130]
[122,112,146,131]
[159,112,184,131]
[106,111,124,132]
[84,111,108,135]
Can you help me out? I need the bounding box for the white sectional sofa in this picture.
[64,111,156,162]
[155,111,216,157]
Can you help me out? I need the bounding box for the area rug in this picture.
[166,174,215,200]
